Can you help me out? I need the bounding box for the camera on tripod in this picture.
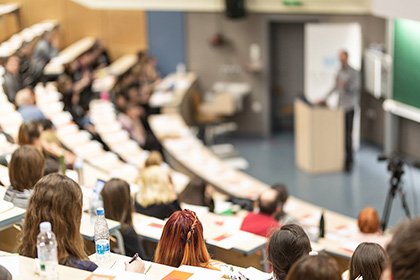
[378,154,411,231]
[378,155,404,179]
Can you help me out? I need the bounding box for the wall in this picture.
[0,0,148,59]
[372,0,420,22]
[147,11,185,76]
[186,13,387,136]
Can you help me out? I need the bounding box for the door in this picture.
[270,22,304,133]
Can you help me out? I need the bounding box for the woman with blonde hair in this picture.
[135,165,180,219]
[18,173,97,271]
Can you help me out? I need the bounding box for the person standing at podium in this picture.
[326,50,360,172]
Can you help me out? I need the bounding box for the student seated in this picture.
[286,254,341,280]
[3,145,45,208]
[353,207,390,248]
[382,217,420,280]
[358,207,381,234]
[15,88,46,122]
[178,177,215,212]
[18,175,146,274]
[18,174,98,271]
[154,209,212,268]
[2,54,23,104]
[135,166,181,220]
[18,121,75,168]
[240,188,280,237]
[154,209,240,279]
[268,224,312,280]
[271,183,297,225]
[101,178,146,258]
[344,242,389,280]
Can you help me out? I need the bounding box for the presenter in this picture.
[326,50,360,172]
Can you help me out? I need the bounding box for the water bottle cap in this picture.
[96,207,105,216]
[39,221,51,233]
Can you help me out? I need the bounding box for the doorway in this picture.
[270,22,304,133]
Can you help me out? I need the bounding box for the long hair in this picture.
[268,224,312,280]
[9,145,45,192]
[101,178,133,226]
[136,166,175,207]
[350,242,389,280]
[17,121,41,146]
[18,173,87,264]
[154,209,210,268]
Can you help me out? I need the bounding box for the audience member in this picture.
[32,29,59,67]
[286,254,341,280]
[347,242,389,280]
[135,166,181,219]
[144,151,163,167]
[3,145,45,208]
[271,183,297,225]
[17,121,42,149]
[15,88,46,122]
[384,217,420,280]
[153,209,242,278]
[101,178,145,258]
[117,104,146,147]
[17,121,75,167]
[18,174,97,271]
[178,177,215,212]
[268,224,312,280]
[358,207,381,234]
[17,40,43,87]
[154,209,212,268]
[240,188,280,237]
[2,54,23,104]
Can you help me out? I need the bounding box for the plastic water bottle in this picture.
[89,190,103,223]
[37,222,58,280]
[94,207,110,263]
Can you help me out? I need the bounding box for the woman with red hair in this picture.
[154,209,211,268]
[154,209,241,278]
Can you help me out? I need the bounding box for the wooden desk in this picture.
[0,3,20,41]
[0,204,25,231]
[44,37,96,75]
[0,253,91,280]
[149,114,266,200]
[132,212,266,256]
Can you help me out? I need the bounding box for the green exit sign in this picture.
[282,0,303,6]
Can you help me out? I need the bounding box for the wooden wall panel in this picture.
[101,10,147,58]
[64,0,103,45]
[0,0,148,59]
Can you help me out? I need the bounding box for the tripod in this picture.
[381,165,411,232]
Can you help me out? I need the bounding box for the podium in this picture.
[294,99,344,173]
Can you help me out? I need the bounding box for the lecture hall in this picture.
[0,0,419,279]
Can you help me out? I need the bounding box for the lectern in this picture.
[294,99,344,173]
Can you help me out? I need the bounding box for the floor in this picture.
[223,133,420,228]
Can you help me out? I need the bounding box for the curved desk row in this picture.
[148,73,391,261]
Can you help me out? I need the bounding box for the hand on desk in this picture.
[125,258,145,274]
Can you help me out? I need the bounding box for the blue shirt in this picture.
[18,105,46,122]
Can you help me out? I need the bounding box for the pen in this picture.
[128,253,139,264]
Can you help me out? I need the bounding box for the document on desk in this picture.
[206,230,250,250]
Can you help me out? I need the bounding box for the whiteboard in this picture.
[304,23,362,103]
